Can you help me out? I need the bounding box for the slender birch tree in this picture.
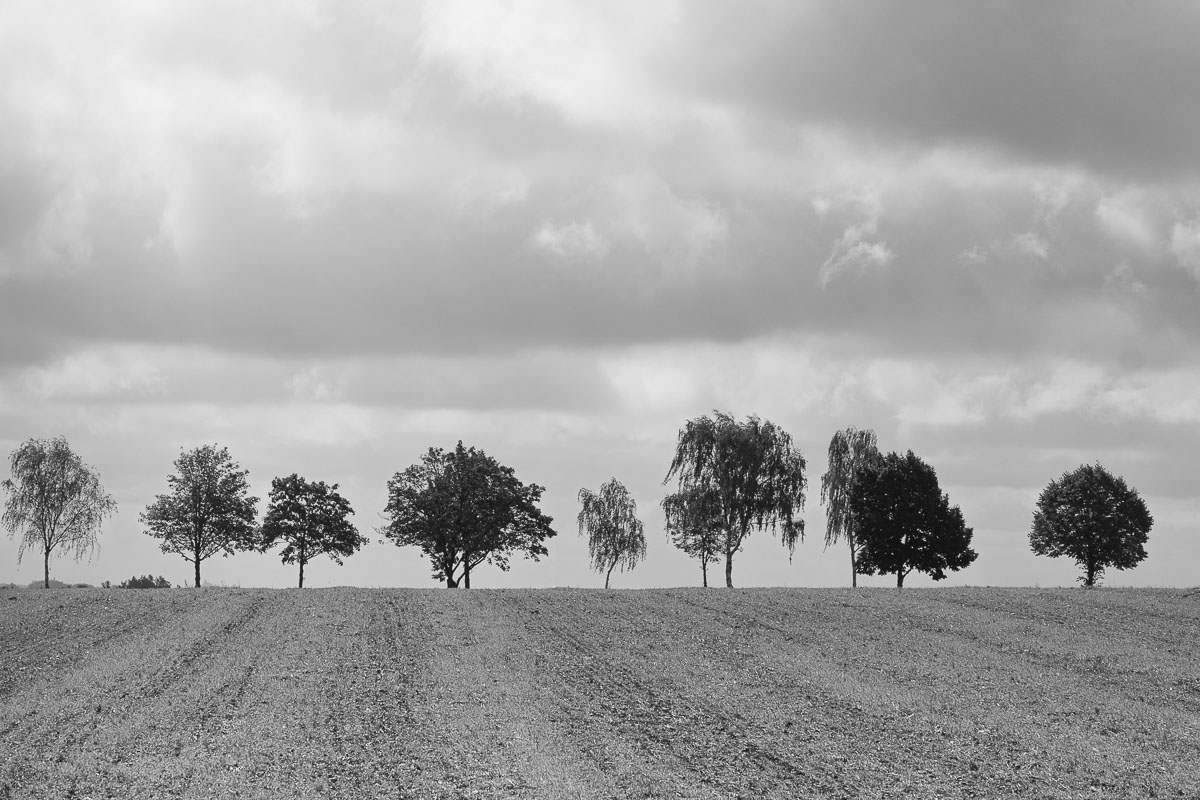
[577,478,646,588]
[2,437,116,588]
[820,427,881,587]
[664,411,807,588]
[662,485,723,587]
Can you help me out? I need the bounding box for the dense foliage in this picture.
[577,478,646,588]
[661,485,723,587]
[850,450,976,588]
[1,436,116,588]
[260,474,365,588]
[664,411,807,587]
[819,427,881,587]
[1030,463,1152,587]
[381,441,555,587]
[118,574,172,589]
[140,445,259,588]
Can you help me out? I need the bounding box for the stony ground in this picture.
[0,586,1197,799]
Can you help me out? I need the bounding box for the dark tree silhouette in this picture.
[260,474,365,588]
[1030,463,1152,587]
[662,485,723,588]
[140,444,259,588]
[851,450,976,588]
[664,411,807,588]
[577,478,646,588]
[2,436,116,588]
[381,441,555,588]
[820,427,881,587]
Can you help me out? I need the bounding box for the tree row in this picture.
[2,414,1153,589]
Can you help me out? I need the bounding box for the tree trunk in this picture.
[605,562,615,589]
[298,559,305,589]
[1084,561,1096,588]
[725,548,734,589]
[194,556,201,588]
[43,549,50,589]
[896,570,905,589]
[701,560,708,588]
[849,535,857,589]
[446,574,458,588]
[464,563,471,589]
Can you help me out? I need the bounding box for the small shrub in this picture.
[118,575,173,589]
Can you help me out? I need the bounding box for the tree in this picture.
[820,426,881,588]
[381,441,555,588]
[260,474,365,588]
[662,485,723,587]
[850,450,976,588]
[2,436,116,588]
[577,478,646,588]
[664,411,807,588]
[140,444,259,588]
[1030,463,1152,587]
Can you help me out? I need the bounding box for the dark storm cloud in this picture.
[684,1,1200,182]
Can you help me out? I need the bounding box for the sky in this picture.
[2,0,1198,590]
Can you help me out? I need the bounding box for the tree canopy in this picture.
[577,478,646,588]
[140,444,259,588]
[260,473,365,588]
[820,426,881,587]
[661,484,723,588]
[850,450,976,588]
[2,436,116,588]
[1030,463,1152,587]
[664,411,807,588]
[381,441,555,588]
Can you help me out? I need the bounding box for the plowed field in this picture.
[1,587,1197,799]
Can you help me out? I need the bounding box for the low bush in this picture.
[118,575,173,589]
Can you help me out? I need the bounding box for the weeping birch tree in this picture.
[2,437,117,588]
[820,427,881,587]
[577,478,646,588]
[662,485,723,587]
[664,411,807,588]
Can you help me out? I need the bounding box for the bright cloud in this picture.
[531,220,609,261]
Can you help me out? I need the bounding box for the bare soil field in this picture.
[1,587,1197,799]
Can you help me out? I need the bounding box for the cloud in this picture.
[418,0,684,132]
[531,220,609,261]
[1169,219,1200,279]
[818,193,893,286]
[601,171,728,272]
[683,2,1200,183]
[1096,191,1160,250]
[19,347,167,401]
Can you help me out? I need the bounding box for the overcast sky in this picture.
[2,1,1198,589]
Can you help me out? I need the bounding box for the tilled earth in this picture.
[0,587,1197,798]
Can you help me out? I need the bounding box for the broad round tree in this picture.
[850,450,976,588]
[381,441,555,588]
[141,444,259,588]
[1030,463,1152,587]
[260,474,364,588]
